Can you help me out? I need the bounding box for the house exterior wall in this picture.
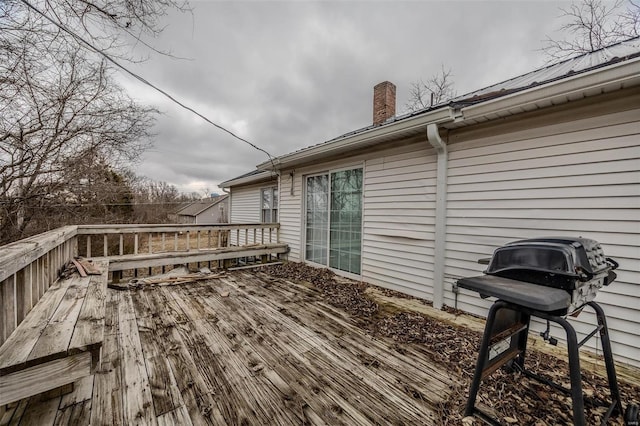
[443,91,640,366]
[278,141,438,298]
[194,198,229,224]
[177,215,195,224]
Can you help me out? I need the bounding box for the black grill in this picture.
[456,237,633,425]
[461,237,618,314]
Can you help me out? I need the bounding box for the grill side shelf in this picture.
[457,275,571,313]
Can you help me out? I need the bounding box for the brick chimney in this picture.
[373,81,396,125]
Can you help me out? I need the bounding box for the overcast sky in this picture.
[119,0,573,195]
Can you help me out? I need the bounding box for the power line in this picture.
[18,0,278,172]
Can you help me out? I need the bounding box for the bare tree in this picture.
[405,65,456,113]
[542,0,640,61]
[131,176,200,224]
[0,0,189,243]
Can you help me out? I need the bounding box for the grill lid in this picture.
[485,237,617,286]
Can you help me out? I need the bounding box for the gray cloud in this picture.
[118,1,567,193]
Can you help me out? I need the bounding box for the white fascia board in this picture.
[459,57,640,122]
[219,171,275,189]
[256,107,456,171]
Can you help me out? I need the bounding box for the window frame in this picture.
[260,186,278,223]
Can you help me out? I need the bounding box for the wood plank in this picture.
[71,258,88,277]
[0,276,75,374]
[0,351,91,406]
[156,405,194,426]
[0,401,25,426]
[27,276,89,363]
[118,291,155,425]
[77,258,102,275]
[59,375,95,409]
[17,396,61,426]
[15,268,30,325]
[76,223,279,235]
[90,290,124,426]
[69,261,108,354]
[130,289,183,417]
[0,275,16,346]
[107,243,288,271]
[54,399,91,426]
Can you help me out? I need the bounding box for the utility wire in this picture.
[19,0,278,172]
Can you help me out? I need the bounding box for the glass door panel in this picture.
[329,169,362,274]
[305,175,329,265]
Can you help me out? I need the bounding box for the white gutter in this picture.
[256,107,456,171]
[219,170,275,189]
[426,123,447,310]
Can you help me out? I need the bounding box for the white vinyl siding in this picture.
[444,101,640,367]
[230,184,263,223]
[229,180,276,245]
[362,146,437,299]
[279,171,303,261]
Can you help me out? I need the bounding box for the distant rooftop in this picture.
[176,195,228,217]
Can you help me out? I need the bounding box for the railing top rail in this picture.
[0,226,77,282]
[76,223,280,235]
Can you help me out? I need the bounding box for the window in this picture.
[305,168,362,275]
[261,187,278,222]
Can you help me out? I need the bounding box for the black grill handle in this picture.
[606,257,619,270]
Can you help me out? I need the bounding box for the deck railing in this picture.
[0,223,280,346]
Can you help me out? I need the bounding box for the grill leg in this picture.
[464,300,508,418]
[588,301,622,416]
[554,316,586,426]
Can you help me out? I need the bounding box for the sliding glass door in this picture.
[305,168,362,275]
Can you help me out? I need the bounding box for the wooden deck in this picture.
[0,270,455,425]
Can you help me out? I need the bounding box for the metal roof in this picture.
[450,37,640,106]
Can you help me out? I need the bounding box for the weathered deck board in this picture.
[91,290,124,426]
[118,291,155,425]
[69,261,109,354]
[0,277,72,373]
[9,270,454,425]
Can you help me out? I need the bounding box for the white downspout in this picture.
[426,123,447,310]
